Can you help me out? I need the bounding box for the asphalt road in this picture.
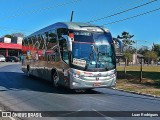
[0,63,160,120]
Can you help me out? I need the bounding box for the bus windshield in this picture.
[71,31,116,71]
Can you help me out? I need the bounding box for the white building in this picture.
[0,37,11,43]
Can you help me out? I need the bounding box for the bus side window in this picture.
[47,55,50,61]
[38,35,44,50]
[57,28,69,64]
[28,38,33,46]
[47,29,57,50]
[53,47,60,62]
[59,40,69,64]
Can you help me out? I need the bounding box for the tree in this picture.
[144,51,157,64]
[4,33,25,38]
[11,32,24,38]
[117,31,135,52]
[152,44,160,57]
[124,52,133,66]
[137,46,149,55]
[4,34,12,38]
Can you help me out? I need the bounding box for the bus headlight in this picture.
[72,82,79,86]
[73,73,80,78]
[72,70,81,78]
[110,74,116,79]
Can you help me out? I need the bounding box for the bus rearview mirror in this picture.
[61,35,72,51]
[113,38,123,53]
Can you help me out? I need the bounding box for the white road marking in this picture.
[92,108,115,120]
[58,108,84,116]
[89,97,113,104]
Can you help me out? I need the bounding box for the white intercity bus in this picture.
[22,22,122,90]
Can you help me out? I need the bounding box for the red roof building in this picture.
[0,37,22,57]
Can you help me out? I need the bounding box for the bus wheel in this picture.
[27,65,30,77]
[75,89,86,93]
[27,69,30,77]
[52,72,59,87]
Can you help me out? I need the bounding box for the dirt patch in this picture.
[116,79,160,97]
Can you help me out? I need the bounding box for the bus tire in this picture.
[27,65,30,77]
[52,71,59,87]
[75,89,86,93]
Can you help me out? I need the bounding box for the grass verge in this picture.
[116,66,160,97]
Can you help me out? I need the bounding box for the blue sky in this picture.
[0,0,160,48]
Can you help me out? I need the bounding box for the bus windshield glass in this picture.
[71,31,116,71]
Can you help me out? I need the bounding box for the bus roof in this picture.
[28,22,109,37]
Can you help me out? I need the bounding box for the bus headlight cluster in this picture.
[110,74,116,78]
[73,73,80,78]
[71,69,82,78]
[72,82,79,86]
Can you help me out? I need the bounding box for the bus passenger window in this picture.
[47,30,57,50]
[63,51,69,63]
[54,47,60,62]
[59,40,69,64]
[48,55,50,61]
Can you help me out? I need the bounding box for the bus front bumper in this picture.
[69,69,117,89]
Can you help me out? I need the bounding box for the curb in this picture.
[0,62,20,68]
[115,88,160,99]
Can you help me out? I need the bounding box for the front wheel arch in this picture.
[51,69,59,87]
[27,65,30,77]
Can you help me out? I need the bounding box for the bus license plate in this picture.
[93,82,101,87]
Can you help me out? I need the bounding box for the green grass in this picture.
[117,66,160,81]
[116,66,160,96]
[117,66,160,72]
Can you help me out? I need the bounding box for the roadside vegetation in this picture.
[116,66,160,96]
[115,31,160,96]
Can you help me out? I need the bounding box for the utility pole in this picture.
[70,11,74,22]
[135,40,138,65]
[124,58,127,79]
[140,57,143,82]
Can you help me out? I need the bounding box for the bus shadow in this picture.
[0,72,101,94]
[1,72,160,101]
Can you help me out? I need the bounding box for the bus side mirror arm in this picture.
[61,35,72,51]
[113,38,123,53]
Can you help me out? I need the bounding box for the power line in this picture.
[85,0,143,21]
[0,26,31,35]
[0,0,79,21]
[0,0,56,15]
[1,7,159,35]
[103,7,160,26]
[0,0,80,36]
[87,0,158,23]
